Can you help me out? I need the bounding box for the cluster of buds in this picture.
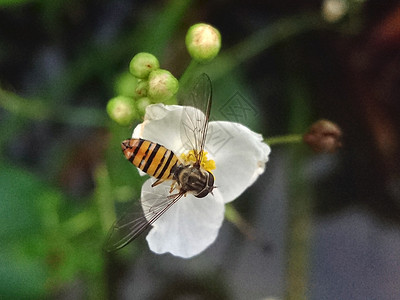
[107,52,179,125]
[107,23,221,126]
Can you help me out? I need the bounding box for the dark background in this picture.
[1,0,400,299]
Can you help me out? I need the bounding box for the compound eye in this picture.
[195,189,209,198]
[194,172,215,198]
[207,171,215,187]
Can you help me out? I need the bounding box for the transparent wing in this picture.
[179,73,212,168]
[104,186,184,252]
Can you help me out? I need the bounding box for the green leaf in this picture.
[0,164,62,297]
[0,163,46,241]
[0,247,47,299]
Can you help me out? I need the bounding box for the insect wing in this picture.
[179,73,212,167]
[104,184,184,252]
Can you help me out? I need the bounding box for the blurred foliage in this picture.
[0,0,32,6]
[0,1,200,298]
[1,0,400,299]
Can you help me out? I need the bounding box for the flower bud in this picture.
[136,97,151,115]
[114,72,138,98]
[321,0,348,23]
[106,96,137,126]
[185,23,221,62]
[147,69,179,103]
[303,119,342,153]
[129,52,160,79]
[134,80,148,98]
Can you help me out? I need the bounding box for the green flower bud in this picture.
[106,96,137,126]
[148,69,179,103]
[114,72,138,98]
[129,52,160,79]
[134,80,148,98]
[136,97,152,115]
[185,23,221,62]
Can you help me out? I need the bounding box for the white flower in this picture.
[132,104,271,258]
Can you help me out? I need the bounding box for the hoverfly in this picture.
[105,73,215,251]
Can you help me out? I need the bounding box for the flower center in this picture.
[180,150,216,173]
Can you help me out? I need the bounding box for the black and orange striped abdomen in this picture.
[121,138,180,180]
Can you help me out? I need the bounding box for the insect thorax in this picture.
[174,165,214,198]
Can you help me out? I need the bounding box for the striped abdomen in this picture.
[121,138,180,180]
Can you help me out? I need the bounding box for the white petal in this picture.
[205,121,271,203]
[141,179,225,258]
[132,104,201,156]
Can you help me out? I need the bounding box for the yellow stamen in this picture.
[180,150,216,173]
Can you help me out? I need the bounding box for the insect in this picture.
[105,73,215,251]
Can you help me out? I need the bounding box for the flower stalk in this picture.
[94,164,117,234]
[180,12,325,81]
[225,203,255,241]
[265,134,303,146]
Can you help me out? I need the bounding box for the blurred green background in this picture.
[1,0,400,299]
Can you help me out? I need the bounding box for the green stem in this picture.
[179,60,197,82]
[61,209,97,238]
[184,12,325,80]
[283,42,314,300]
[94,164,117,234]
[225,203,255,240]
[286,191,312,300]
[0,88,106,126]
[265,134,303,146]
[0,88,52,121]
